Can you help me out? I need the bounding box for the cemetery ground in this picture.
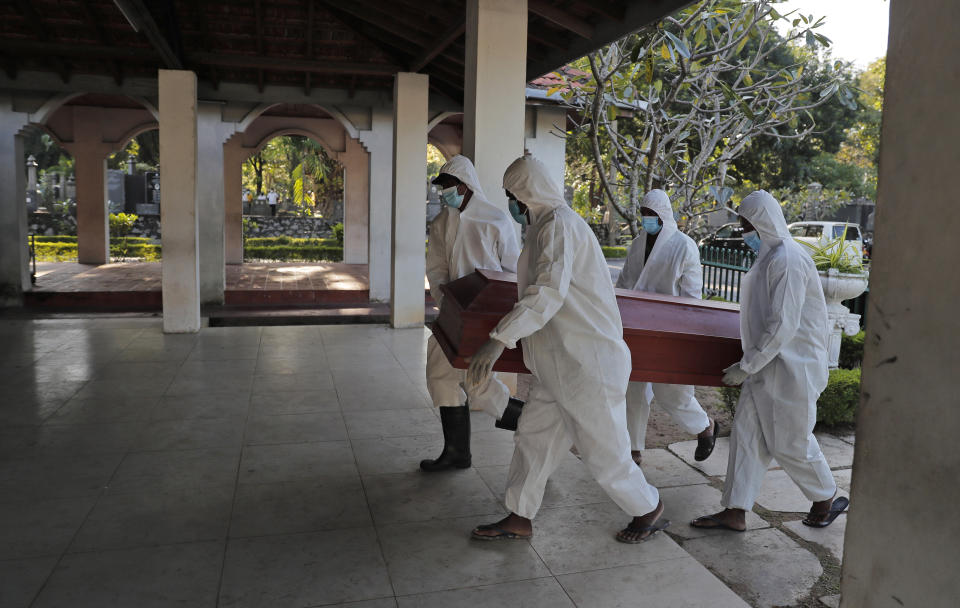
[0,316,856,608]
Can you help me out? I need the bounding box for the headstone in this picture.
[25,155,39,211]
[107,169,126,213]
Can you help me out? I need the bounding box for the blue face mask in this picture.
[743,230,762,252]
[508,198,528,226]
[641,216,662,235]
[440,186,464,209]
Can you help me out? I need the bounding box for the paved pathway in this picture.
[0,316,854,607]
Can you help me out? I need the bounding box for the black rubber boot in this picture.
[420,405,472,472]
[495,398,525,431]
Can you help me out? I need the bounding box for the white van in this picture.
[787,221,864,266]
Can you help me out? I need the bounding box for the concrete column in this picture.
[70,106,110,265]
[463,0,528,209]
[390,72,428,328]
[223,137,245,265]
[196,102,233,304]
[159,69,201,333]
[840,1,960,605]
[339,138,370,264]
[0,97,30,306]
[358,108,394,302]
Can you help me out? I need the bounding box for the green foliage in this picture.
[773,184,851,224]
[717,368,862,426]
[839,331,865,369]
[332,222,345,247]
[601,246,627,258]
[242,135,342,217]
[244,237,337,247]
[33,236,151,244]
[243,245,343,262]
[818,368,862,425]
[109,213,138,238]
[796,232,864,273]
[33,241,161,262]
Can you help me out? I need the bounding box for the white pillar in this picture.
[0,97,30,306]
[840,1,960,605]
[390,72,429,328]
[196,102,232,304]
[524,105,568,189]
[463,0,528,209]
[339,138,370,264]
[359,108,394,302]
[223,137,245,265]
[159,69,201,333]
[69,106,110,265]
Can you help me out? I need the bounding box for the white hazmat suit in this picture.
[615,190,710,451]
[722,190,836,510]
[488,156,660,519]
[425,155,520,418]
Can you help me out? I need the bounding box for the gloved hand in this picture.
[722,362,749,386]
[466,338,506,388]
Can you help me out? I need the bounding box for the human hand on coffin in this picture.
[722,362,750,386]
[466,338,507,388]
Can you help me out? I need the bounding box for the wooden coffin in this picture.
[431,269,743,387]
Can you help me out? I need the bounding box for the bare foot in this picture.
[690,508,746,532]
[471,513,533,540]
[631,450,642,466]
[697,418,716,439]
[616,500,668,543]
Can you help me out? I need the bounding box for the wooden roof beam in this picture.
[189,52,401,75]
[573,0,625,21]
[112,0,183,69]
[304,0,314,95]
[528,0,595,40]
[411,21,465,72]
[319,0,429,49]
[14,0,71,82]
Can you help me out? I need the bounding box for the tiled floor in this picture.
[31,262,370,292]
[0,316,851,607]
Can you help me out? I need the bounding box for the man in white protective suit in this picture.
[615,190,718,465]
[420,155,523,473]
[691,190,848,532]
[467,155,667,543]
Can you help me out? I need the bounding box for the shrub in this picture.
[34,242,79,261]
[243,245,343,262]
[332,222,344,246]
[602,246,627,258]
[33,235,78,243]
[34,241,161,262]
[244,237,336,247]
[109,213,138,238]
[715,368,861,427]
[839,331,865,369]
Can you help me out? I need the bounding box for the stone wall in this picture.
[28,212,334,241]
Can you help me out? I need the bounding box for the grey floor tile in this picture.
[476,454,613,510]
[251,372,336,395]
[751,469,850,513]
[668,437,779,477]
[69,485,233,552]
[396,577,573,608]
[815,432,856,469]
[253,357,331,376]
[637,448,710,488]
[176,359,258,377]
[239,440,358,484]
[469,429,519,467]
[150,392,251,421]
[47,394,161,425]
[0,452,123,502]
[0,496,98,559]
[74,377,173,399]
[108,446,241,494]
[557,557,750,608]
[219,528,393,608]
[529,501,687,575]
[683,528,822,608]
[91,361,181,382]
[230,476,371,538]
[378,515,551,596]
[352,433,444,476]
[245,412,348,445]
[33,541,224,608]
[783,514,847,561]
[248,389,340,415]
[336,381,431,411]
[0,555,59,608]
[135,417,246,451]
[0,421,145,457]
[186,345,261,361]
[344,408,441,440]
[331,600,397,608]
[658,484,769,540]
[364,469,504,525]
[166,371,255,396]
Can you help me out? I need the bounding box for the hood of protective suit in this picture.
[738,190,791,243]
[640,189,677,231]
[437,154,486,200]
[503,156,566,222]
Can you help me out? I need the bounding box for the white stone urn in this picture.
[818,268,869,368]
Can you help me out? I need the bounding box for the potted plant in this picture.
[798,230,868,368]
